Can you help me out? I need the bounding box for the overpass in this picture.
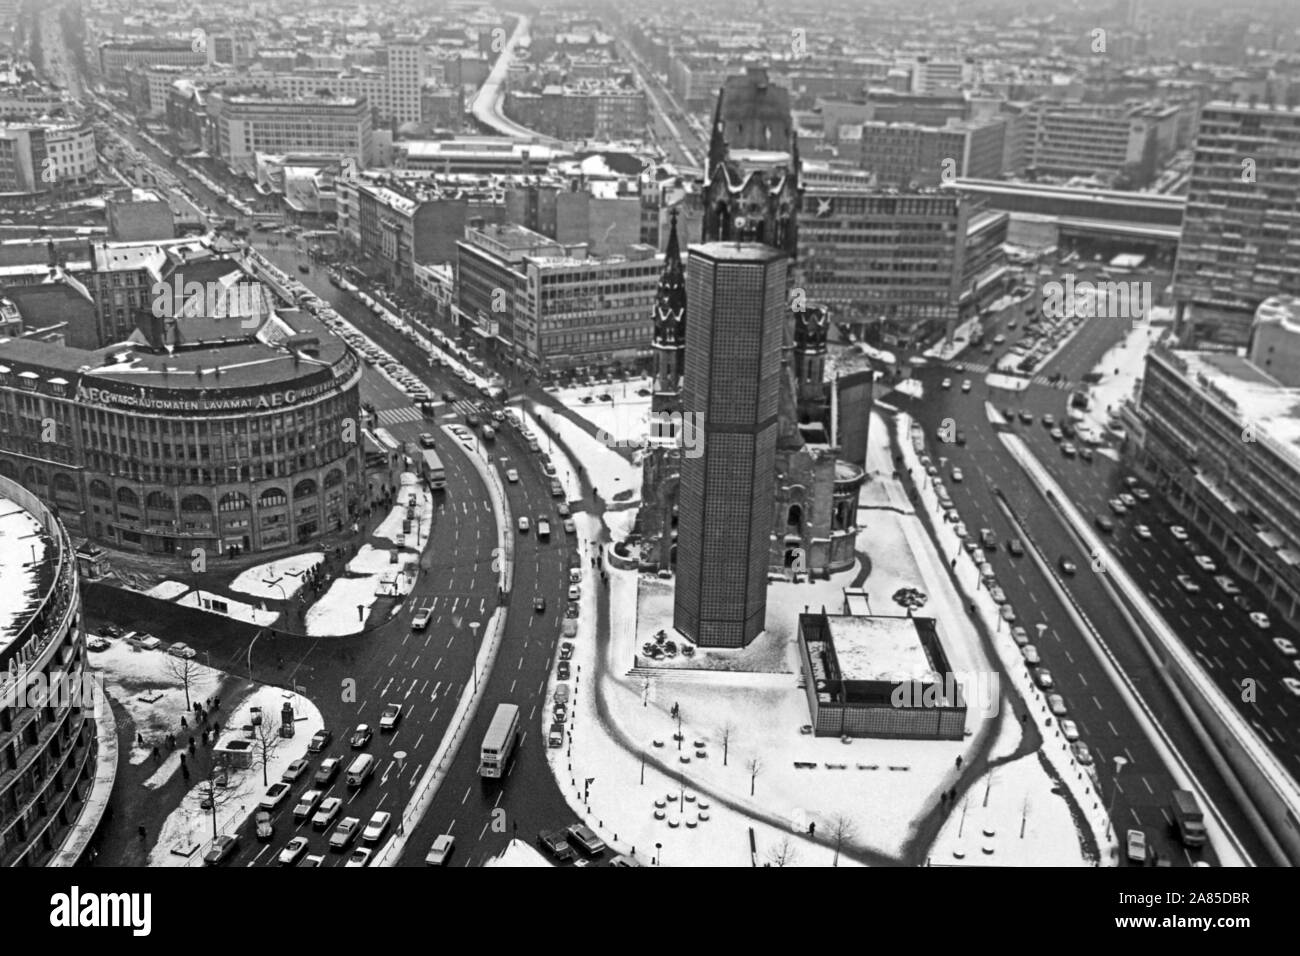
[469,14,561,147]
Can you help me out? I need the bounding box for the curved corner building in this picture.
[0,474,104,866]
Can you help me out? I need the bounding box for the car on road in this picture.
[518,516,530,533]
[506,469,519,483]
[418,433,437,449]
[1071,742,1093,765]
[1007,539,1024,557]
[379,703,402,731]
[1284,677,1300,697]
[1118,492,1137,508]
[1215,576,1241,595]
[293,789,323,821]
[567,584,581,601]
[278,835,310,866]
[1019,410,1034,424]
[1010,625,1030,646]
[308,729,331,753]
[441,390,458,403]
[426,834,456,866]
[1176,574,1200,594]
[557,661,571,681]
[1042,414,1055,428]
[560,641,574,660]
[1107,498,1127,515]
[1126,829,1147,865]
[1049,427,1063,441]
[955,430,967,445]
[562,517,577,533]
[312,796,343,830]
[330,817,361,852]
[1021,645,1041,665]
[203,834,240,866]
[1274,637,1296,655]
[1133,487,1150,502]
[1047,694,1068,717]
[282,759,310,784]
[1061,441,1076,457]
[951,468,964,482]
[314,757,341,786]
[260,781,292,810]
[1251,612,1271,630]
[566,823,607,857]
[1170,525,1189,542]
[941,378,952,390]
[961,379,972,392]
[412,606,433,630]
[1193,555,1217,573]
[534,596,546,613]
[1035,669,1054,689]
[1059,719,1080,742]
[1134,524,1152,540]
[538,829,575,861]
[1094,515,1114,533]
[363,811,392,844]
[1079,446,1094,462]
[557,502,571,517]
[345,847,372,867]
[350,724,373,749]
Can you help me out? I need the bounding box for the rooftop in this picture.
[1172,349,1300,459]
[825,614,936,683]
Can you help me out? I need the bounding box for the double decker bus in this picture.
[421,449,446,491]
[479,703,520,779]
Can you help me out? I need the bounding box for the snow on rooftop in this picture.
[0,496,47,651]
[824,615,937,683]
[1177,349,1300,454]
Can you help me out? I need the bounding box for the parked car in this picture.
[565,823,606,857]
[1284,677,1300,697]
[1010,626,1030,647]
[1194,555,1217,573]
[1107,498,1128,515]
[1273,637,1296,655]
[538,829,575,861]
[1095,515,1115,533]
[1214,576,1241,595]
[1170,525,1190,542]
[1071,742,1093,765]
[425,834,456,866]
[203,834,239,866]
[506,469,520,483]
[1059,719,1080,742]
[1047,694,1068,717]
[379,703,402,731]
[1021,645,1041,665]
[560,641,574,660]
[1035,669,1054,689]
[345,847,372,867]
[1251,613,1272,630]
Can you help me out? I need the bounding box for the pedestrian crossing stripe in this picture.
[376,406,423,425]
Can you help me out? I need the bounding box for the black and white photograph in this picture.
[0,0,1291,934]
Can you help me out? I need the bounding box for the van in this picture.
[346,753,375,789]
[1170,789,1206,847]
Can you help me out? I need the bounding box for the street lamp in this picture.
[468,621,481,692]
[1105,755,1129,840]
[394,750,408,835]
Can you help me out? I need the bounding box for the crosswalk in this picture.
[375,406,423,426]
[1030,375,1077,391]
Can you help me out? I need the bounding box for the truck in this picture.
[479,703,520,779]
[1170,789,1206,847]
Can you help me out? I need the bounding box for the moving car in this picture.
[534,596,547,613]
[314,757,341,786]
[518,516,530,533]
[961,379,972,393]
[951,468,964,483]
[412,606,433,630]
[312,796,343,830]
[308,729,331,753]
[330,817,361,852]
[425,834,456,866]
[1273,637,1296,655]
[418,433,437,449]
[538,829,575,861]
[363,811,392,844]
[203,834,239,866]
[260,782,292,810]
[1134,524,1152,539]
[1094,515,1114,533]
[506,469,519,483]
[1126,829,1147,865]
[941,378,952,390]
[1007,539,1024,557]
[1176,574,1200,594]
[1251,612,1271,630]
[350,724,373,749]
[1193,555,1217,573]
[345,847,372,867]
[379,703,402,731]
[279,836,309,866]
[281,759,310,783]
[293,789,323,821]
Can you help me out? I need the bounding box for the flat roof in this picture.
[1175,349,1300,457]
[826,615,935,683]
[0,495,49,652]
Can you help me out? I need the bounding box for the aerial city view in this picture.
[0,0,1296,908]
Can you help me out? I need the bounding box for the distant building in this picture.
[207,90,374,174]
[858,117,1005,186]
[0,121,97,194]
[99,38,209,84]
[1249,295,1300,388]
[1023,100,1160,186]
[105,188,176,241]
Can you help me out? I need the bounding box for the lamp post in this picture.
[469,621,481,692]
[394,750,408,835]
[1105,755,1128,840]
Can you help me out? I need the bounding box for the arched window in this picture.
[116,487,139,506]
[24,466,46,486]
[146,491,173,510]
[89,479,110,500]
[259,487,287,507]
[324,469,343,489]
[786,504,803,531]
[180,494,211,513]
[53,472,77,494]
[293,478,317,499]
[345,456,357,474]
[219,491,250,513]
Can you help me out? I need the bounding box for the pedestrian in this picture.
[180,715,187,730]
[151,745,160,764]
[955,755,963,769]
[808,822,816,837]
[138,825,146,842]
[181,763,190,782]
[136,732,144,746]
[187,736,195,754]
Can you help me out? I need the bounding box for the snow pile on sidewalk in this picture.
[485,839,553,867]
[175,588,279,627]
[95,641,224,765]
[143,580,190,601]
[551,379,653,444]
[524,402,642,505]
[229,552,323,602]
[148,685,323,866]
[1080,312,1168,436]
[372,472,434,547]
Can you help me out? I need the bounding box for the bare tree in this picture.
[767,836,797,868]
[830,813,858,867]
[198,759,239,840]
[717,721,736,766]
[250,710,283,786]
[746,755,763,796]
[163,654,203,711]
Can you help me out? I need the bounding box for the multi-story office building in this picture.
[0,474,105,867]
[506,81,647,141]
[0,122,97,194]
[454,222,659,372]
[673,242,785,648]
[207,90,374,174]
[1023,100,1160,185]
[1249,295,1300,386]
[1173,101,1300,347]
[99,38,209,84]
[1135,338,1300,621]
[858,117,1005,187]
[420,83,465,130]
[0,311,365,556]
[910,56,975,95]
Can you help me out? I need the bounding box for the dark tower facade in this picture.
[650,209,687,415]
[673,243,786,648]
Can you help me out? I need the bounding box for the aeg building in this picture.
[0,310,364,556]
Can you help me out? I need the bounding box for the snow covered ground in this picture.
[143,580,190,601]
[550,378,653,444]
[527,402,642,505]
[148,685,323,866]
[1079,309,1169,436]
[305,568,407,637]
[372,472,434,548]
[485,838,553,867]
[229,552,322,602]
[95,639,225,765]
[174,588,279,627]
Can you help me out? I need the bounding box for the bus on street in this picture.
[421,449,446,491]
[479,703,520,779]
